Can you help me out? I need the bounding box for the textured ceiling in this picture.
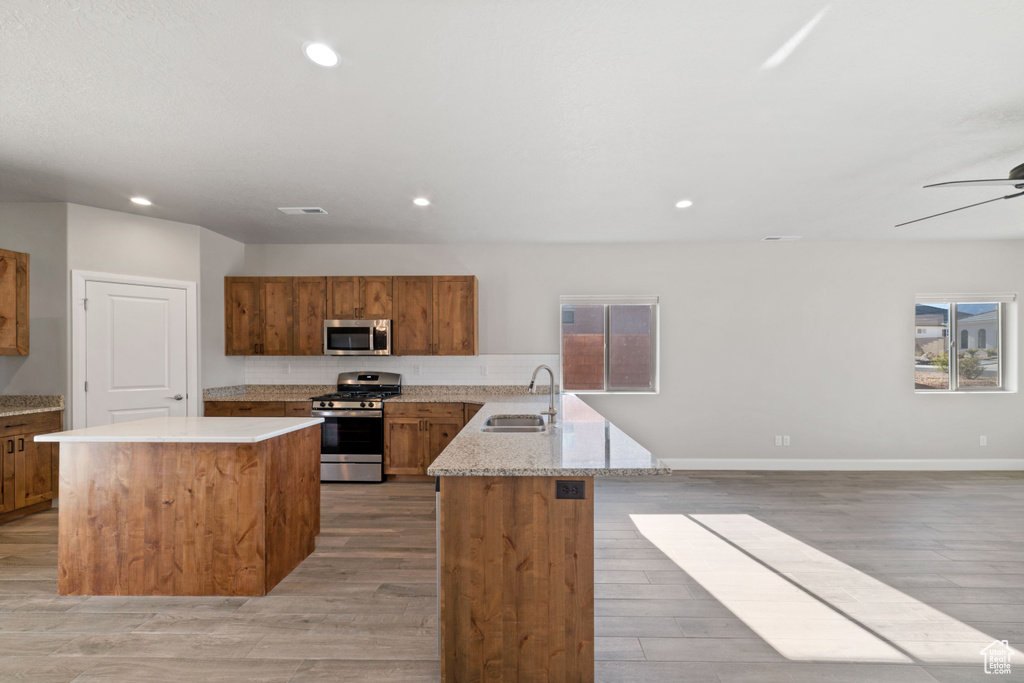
[1,0,1023,244]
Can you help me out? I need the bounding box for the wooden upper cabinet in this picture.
[226,274,474,357]
[293,277,326,355]
[225,277,262,355]
[225,276,302,356]
[260,278,294,355]
[0,248,29,356]
[434,276,478,356]
[394,275,478,356]
[394,277,434,356]
[327,276,393,320]
[326,277,359,319]
[360,277,393,319]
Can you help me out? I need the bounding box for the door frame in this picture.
[71,270,200,429]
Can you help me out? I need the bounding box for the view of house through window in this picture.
[914,301,1001,391]
[561,296,658,393]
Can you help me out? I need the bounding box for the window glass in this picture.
[956,303,999,389]
[915,303,949,391]
[561,305,605,391]
[608,305,654,391]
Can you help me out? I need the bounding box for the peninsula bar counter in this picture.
[428,394,669,683]
[36,416,323,597]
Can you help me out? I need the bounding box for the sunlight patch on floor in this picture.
[690,514,1019,664]
[629,514,910,663]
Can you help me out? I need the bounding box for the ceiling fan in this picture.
[896,162,1024,227]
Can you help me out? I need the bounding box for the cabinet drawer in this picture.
[285,402,311,417]
[0,411,61,436]
[384,402,464,419]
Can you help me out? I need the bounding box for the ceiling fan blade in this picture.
[925,179,1024,188]
[895,190,1024,228]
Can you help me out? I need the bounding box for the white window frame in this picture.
[559,295,660,394]
[915,293,1016,394]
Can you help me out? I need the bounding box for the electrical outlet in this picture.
[783,435,791,446]
[775,435,783,446]
[480,365,488,376]
[413,364,422,375]
[980,435,987,446]
[286,363,292,374]
[556,480,586,499]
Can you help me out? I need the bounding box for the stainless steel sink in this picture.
[480,414,546,433]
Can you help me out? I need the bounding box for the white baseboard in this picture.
[661,458,1024,471]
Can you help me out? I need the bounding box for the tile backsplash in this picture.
[244,354,560,386]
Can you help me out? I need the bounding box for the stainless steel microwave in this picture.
[323,320,392,355]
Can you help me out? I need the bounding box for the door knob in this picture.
[166,394,184,401]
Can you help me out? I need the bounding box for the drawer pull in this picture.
[3,423,27,430]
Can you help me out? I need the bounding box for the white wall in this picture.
[200,228,245,388]
[0,203,68,395]
[246,241,1024,467]
[66,204,201,283]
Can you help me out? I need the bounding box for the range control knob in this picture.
[328,402,335,408]
[360,402,367,408]
[319,402,325,407]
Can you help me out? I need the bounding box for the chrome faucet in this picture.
[528,364,557,424]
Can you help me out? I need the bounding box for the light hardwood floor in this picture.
[0,472,1021,682]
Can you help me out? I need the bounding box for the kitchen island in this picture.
[428,394,669,683]
[36,416,323,597]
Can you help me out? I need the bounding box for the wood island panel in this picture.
[57,426,319,596]
[439,475,595,683]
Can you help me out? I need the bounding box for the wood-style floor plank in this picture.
[0,472,1019,681]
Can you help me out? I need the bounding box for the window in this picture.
[914,295,1011,392]
[560,296,659,393]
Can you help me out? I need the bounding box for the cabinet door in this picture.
[225,277,262,355]
[0,248,29,356]
[260,278,294,355]
[384,418,424,475]
[434,276,478,356]
[425,417,463,469]
[394,277,433,356]
[464,403,482,424]
[326,277,360,319]
[0,438,13,513]
[360,277,394,320]
[293,277,326,355]
[14,433,55,508]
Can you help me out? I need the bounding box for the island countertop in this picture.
[427,393,670,477]
[36,416,324,444]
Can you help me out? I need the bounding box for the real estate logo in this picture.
[981,640,1012,675]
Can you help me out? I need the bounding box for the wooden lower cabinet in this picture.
[0,410,62,523]
[56,425,320,596]
[439,475,595,681]
[383,403,465,477]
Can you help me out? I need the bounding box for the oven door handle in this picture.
[312,409,383,418]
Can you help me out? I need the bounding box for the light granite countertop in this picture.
[427,394,670,478]
[0,395,65,418]
[37,416,324,444]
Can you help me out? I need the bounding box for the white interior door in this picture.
[85,280,189,426]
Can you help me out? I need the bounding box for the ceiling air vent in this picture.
[762,236,801,241]
[278,207,328,215]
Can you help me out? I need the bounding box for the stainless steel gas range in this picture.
[311,371,402,483]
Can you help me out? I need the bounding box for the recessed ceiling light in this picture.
[762,236,802,241]
[413,197,430,207]
[675,199,693,209]
[130,197,152,206]
[303,42,338,67]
